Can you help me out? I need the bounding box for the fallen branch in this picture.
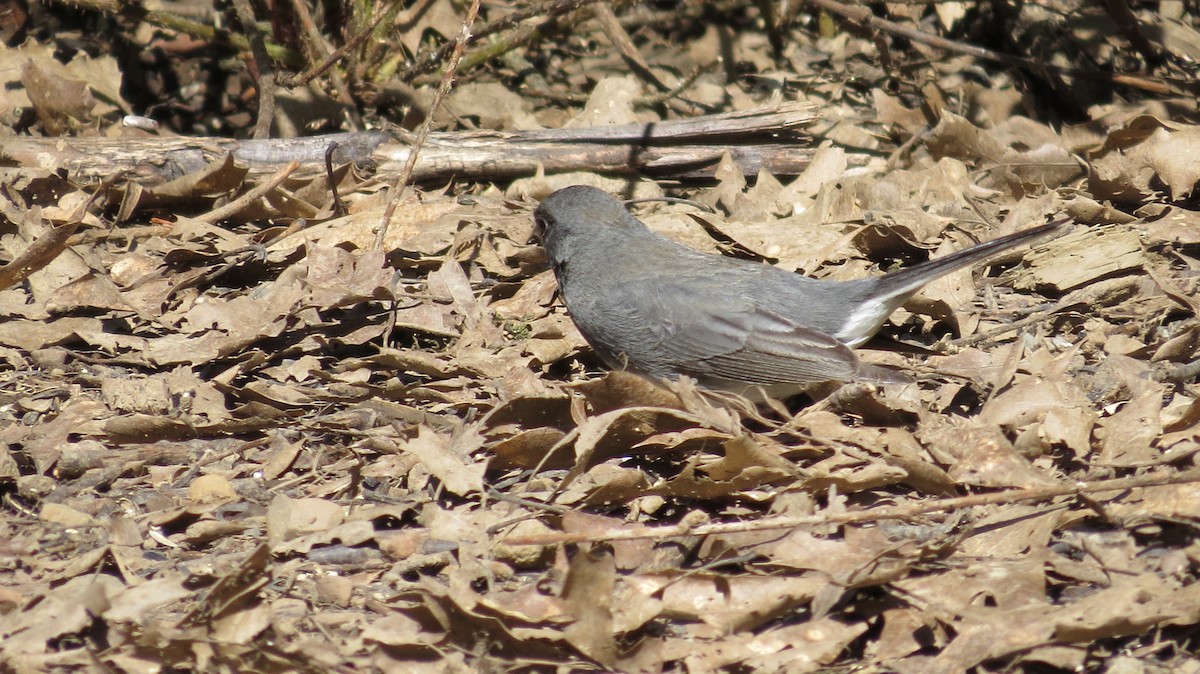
[1,102,828,187]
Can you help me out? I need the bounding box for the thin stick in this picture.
[500,467,1200,545]
[593,2,667,92]
[232,0,277,138]
[286,0,391,90]
[373,0,481,251]
[283,0,364,130]
[62,0,305,67]
[198,161,301,224]
[952,299,1073,347]
[400,0,607,81]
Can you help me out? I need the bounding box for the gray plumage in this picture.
[534,185,1063,393]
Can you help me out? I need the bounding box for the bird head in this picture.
[532,186,645,265]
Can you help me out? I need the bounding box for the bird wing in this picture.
[574,271,880,386]
[665,302,864,385]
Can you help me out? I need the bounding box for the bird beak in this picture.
[529,214,548,246]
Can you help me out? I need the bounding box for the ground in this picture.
[2,1,1200,672]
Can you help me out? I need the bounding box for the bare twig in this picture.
[325,143,346,217]
[593,2,667,92]
[1160,359,1200,384]
[64,0,303,67]
[500,468,1200,545]
[638,64,718,110]
[443,9,586,86]
[400,0,608,82]
[232,0,276,139]
[67,223,174,246]
[198,161,301,224]
[282,0,364,130]
[951,299,1074,348]
[285,0,392,95]
[373,0,481,251]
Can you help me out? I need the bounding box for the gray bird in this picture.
[533,185,1063,395]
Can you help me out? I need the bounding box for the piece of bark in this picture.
[1003,226,1144,293]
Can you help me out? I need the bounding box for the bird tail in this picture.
[872,217,1068,302]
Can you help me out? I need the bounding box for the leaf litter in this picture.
[2,2,1200,673]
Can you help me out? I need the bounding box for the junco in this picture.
[533,185,1064,396]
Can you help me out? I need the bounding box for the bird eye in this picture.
[532,214,551,242]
